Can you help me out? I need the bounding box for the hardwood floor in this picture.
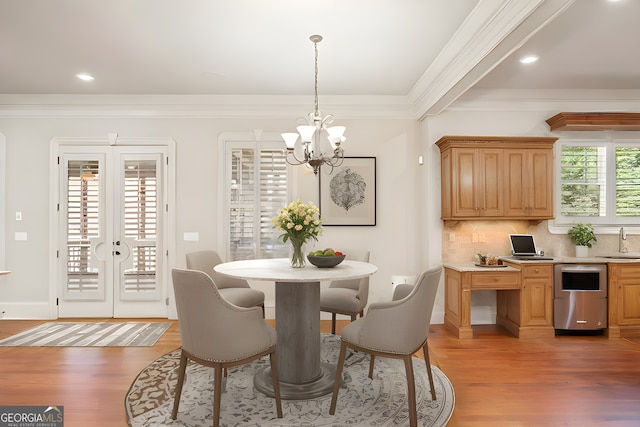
[1,319,639,426]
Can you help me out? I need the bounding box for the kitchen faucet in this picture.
[619,227,628,253]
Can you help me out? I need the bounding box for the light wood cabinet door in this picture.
[520,265,553,327]
[451,148,503,217]
[609,264,640,329]
[504,149,553,218]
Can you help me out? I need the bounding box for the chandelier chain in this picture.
[314,38,319,116]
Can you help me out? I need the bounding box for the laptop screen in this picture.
[509,234,537,256]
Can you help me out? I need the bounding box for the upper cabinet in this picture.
[436,136,557,221]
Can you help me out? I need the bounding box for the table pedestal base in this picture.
[254,362,336,400]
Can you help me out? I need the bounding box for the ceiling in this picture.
[0,0,637,116]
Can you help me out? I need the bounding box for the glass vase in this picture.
[289,236,307,268]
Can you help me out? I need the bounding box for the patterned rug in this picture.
[126,334,455,426]
[0,322,172,347]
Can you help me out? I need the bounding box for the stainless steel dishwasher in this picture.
[553,264,607,331]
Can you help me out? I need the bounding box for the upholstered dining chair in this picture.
[329,265,443,427]
[320,250,371,334]
[171,268,282,427]
[186,250,265,315]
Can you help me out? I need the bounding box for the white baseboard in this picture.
[0,302,55,319]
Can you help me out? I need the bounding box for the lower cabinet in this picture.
[446,262,640,339]
[497,263,554,338]
[608,263,640,337]
[444,265,554,339]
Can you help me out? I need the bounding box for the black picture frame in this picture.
[319,157,376,226]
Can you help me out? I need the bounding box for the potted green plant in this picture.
[568,222,597,257]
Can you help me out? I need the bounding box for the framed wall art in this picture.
[319,156,376,226]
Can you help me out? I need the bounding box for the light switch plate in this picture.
[184,232,199,241]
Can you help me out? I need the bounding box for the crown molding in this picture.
[0,94,416,120]
[449,89,640,112]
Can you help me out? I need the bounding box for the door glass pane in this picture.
[122,159,158,295]
[66,160,100,294]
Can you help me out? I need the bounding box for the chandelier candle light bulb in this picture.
[282,34,346,175]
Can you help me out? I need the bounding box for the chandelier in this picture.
[282,34,346,175]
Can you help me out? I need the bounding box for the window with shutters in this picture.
[225,140,291,260]
[555,141,640,226]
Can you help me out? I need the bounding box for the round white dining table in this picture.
[214,258,377,400]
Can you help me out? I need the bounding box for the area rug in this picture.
[126,334,455,426]
[0,322,172,347]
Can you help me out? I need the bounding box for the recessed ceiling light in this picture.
[76,73,95,81]
[519,55,539,64]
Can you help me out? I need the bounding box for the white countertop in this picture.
[445,255,640,272]
[214,258,377,282]
[443,262,519,272]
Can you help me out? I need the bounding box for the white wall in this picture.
[0,114,424,320]
[5,91,640,324]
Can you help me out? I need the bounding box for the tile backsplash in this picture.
[441,220,639,263]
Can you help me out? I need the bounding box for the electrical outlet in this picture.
[15,211,22,221]
[472,233,478,243]
[479,233,486,242]
[449,233,455,242]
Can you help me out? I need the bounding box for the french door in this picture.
[55,143,171,318]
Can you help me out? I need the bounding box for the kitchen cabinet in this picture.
[436,136,557,221]
[607,263,640,337]
[497,262,554,338]
[444,266,521,339]
[504,149,553,218]
[448,147,503,217]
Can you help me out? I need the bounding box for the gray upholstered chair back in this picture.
[328,250,370,303]
[185,250,250,290]
[346,265,442,354]
[171,268,274,361]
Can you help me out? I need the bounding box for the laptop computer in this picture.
[509,234,554,260]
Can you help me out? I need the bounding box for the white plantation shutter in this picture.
[66,160,101,294]
[122,159,159,294]
[227,141,289,260]
[259,149,289,258]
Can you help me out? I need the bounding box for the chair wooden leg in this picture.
[423,342,437,400]
[368,355,376,379]
[269,351,283,418]
[331,313,337,335]
[330,340,348,415]
[403,355,418,427]
[171,350,188,420]
[350,314,357,322]
[213,364,223,427]
[260,303,265,318]
[359,310,364,318]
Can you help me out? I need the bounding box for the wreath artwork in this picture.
[329,167,367,214]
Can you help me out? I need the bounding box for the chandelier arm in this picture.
[285,149,310,166]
